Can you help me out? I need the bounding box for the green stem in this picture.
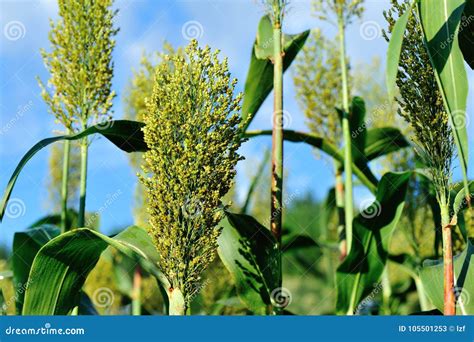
[60,139,71,233]
[78,138,88,227]
[132,266,142,316]
[271,5,284,246]
[440,200,455,315]
[334,161,346,259]
[337,15,354,254]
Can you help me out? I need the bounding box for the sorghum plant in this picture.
[124,43,182,227]
[293,28,346,256]
[312,0,364,258]
[140,40,243,315]
[384,0,456,315]
[38,0,118,228]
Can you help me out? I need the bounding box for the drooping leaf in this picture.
[458,0,474,68]
[282,233,338,253]
[386,0,417,100]
[12,225,60,313]
[245,129,378,193]
[241,15,309,132]
[22,226,167,315]
[419,0,469,189]
[452,181,474,219]
[217,211,280,314]
[0,120,146,222]
[336,171,411,314]
[420,239,474,315]
[364,127,411,161]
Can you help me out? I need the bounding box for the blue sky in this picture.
[0,0,473,250]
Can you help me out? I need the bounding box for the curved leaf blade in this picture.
[217,212,280,314]
[419,0,469,188]
[0,120,146,222]
[241,16,309,132]
[336,171,411,314]
[22,226,166,315]
[349,97,367,164]
[364,127,411,160]
[245,129,378,193]
[12,225,60,313]
[420,239,474,314]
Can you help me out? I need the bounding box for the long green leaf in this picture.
[217,211,280,314]
[348,97,367,164]
[12,225,60,313]
[364,127,410,160]
[240,16,309,132]
[245,129,378,193]
[0,120,146,222]
[419,0,469,191]
[452,181,474,219]
[386,0,417,100]
[420,239,474,314]
[22,226,167,315]
[336,171,411,314]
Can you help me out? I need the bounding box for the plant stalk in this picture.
[168,287,186,315]
[132,266,142,316]
[60,139,71,233]
[270,4,284,245]
[334,162,346,259]
[78,138,88,227]
[440,202,455,315]
[337,14,354,254]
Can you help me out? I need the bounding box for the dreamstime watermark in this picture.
[454,286,470,311]
[91,116,114,130]
[181,20,203,40]
[351,99,392,140]
[354,282,383,314]
[85,189,122,227]
[451,110,470,129]
[0,100,33,136]
[5,323,84,336]
[92,287,115,308]
[270,287,292,308]
[359,198,382,219]
[439,14,474,50]
[271,110,292,129]
[182,196,203,219]
[359,20,381,41]
[3,20,26,41]
[1,278,33,313]
[5,198,26,219]
[264,190,300,228]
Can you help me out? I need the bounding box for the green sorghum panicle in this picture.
[38,0,118,132]
[383,0,454,203]
[293,29,343,146]
[313,0,364,25]
[140,40,244,304]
